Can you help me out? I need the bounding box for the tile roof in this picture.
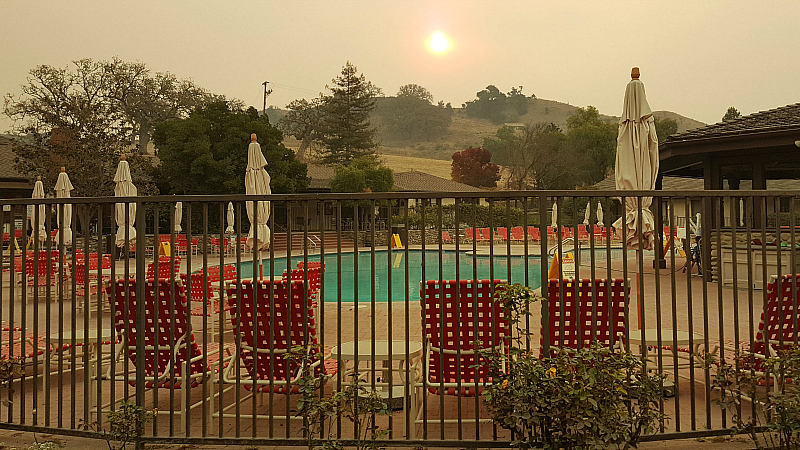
[663,103,800,143]
[0,135,27,180]
[393,170,484,192]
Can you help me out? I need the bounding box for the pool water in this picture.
[239,248,627,303]
[240,250,545,303]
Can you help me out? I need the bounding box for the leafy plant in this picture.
[0,356,25,406]
[82,400,153,450]
[482,284,666,450]
[712,348,800,449]
[287,345,391,450]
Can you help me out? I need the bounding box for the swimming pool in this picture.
[238,250,547,303]
[238,248,629,303]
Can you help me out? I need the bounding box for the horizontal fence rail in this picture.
[0,190,797,446]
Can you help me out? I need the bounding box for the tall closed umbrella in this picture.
[245,134,271,251]
[226,202,235,234]
[551,201,558,229]
[114,155,138,248]
[54,167,73,245]
[29,176,46,242]
[613,67,659,250]
[174,201,183,233]
[583,202,591,225]
[596,202,604,227]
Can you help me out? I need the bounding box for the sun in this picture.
[429,32,449,53]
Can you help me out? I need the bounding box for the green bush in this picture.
[482,284,666,450]
[394,203,539,229]
[712,348,800,449]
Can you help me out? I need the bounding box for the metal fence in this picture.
[0,189,798,446]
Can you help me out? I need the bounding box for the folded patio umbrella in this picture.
[53,168,73,245]
[245,135,271,251]
[613,67,659,250]
[551,201,558,229]
[226,202,234,234]
[597,202,604,227]
[29,177,46,242]
[174,201,182,233]
[114,156,138,248]
[583,202,590,225]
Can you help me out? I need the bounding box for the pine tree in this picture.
[319,62,378,165]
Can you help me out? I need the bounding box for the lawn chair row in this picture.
[446,226,609,244]
[79,271,800,435]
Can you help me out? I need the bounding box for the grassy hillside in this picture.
[280,97,707,177]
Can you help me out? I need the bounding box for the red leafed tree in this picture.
[451,147,501,188]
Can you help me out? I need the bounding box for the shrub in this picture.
[482,284,666,449]
[712,348,800,449]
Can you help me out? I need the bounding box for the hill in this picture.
[279,97,707,176]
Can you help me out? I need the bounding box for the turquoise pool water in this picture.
[239,250,544,303]
[238,248,628,303]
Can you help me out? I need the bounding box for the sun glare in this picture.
[429,32,449,53]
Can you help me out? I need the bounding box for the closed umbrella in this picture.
[583,202,591,225]
[54,167,73,245]
[114,155,138,248]
[597,202,604,227]
[29,176,46,242]
[174,201,183,233]
[612,67,659,251]
[245,134,271,251]
[226,202,235,234]
[551,201,558,229]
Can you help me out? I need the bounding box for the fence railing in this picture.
[0,189,799,446]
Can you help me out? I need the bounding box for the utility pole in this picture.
[262,81,272,116]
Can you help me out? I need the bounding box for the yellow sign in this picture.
[548,252,575,279]
[158,241,171,257]
[391,233,403,249]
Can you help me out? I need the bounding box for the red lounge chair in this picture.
[413,279,508,434]
[441,231,453,244]
[510,226,525,242]
[480,227,493,243]
[543,278,628,357]
[215,279,332,421]
[146,256,182,280]
[100,278,229,425]
[528,226,541,241]
[496,227,508,241]
[577,225,589,241]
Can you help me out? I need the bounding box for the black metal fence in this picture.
[0,190,798,446]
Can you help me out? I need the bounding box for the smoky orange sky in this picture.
[2,0,799,129]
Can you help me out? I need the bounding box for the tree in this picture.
[722,106,741,122]
[152,101,309,195]
[451,147,501,188]
[507,86,529,116]
[653,116,678,143]
[104,57,216,155]
[318,62,379,165]
[278,97,325,161]
[3,59,154,196]
[464,85,508,124]
[397,84,433,103]
[329,156,393,194]
[564,106,617,185]
[484,123,574,190]
[373,96,451,141]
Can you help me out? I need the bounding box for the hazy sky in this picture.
[2,0,799,131]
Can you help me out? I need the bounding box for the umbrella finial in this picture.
[631,67,640,79]
[36,176,41,181]
[60,166,65,173]
[120,154,127,161]
[251,133,257,142]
